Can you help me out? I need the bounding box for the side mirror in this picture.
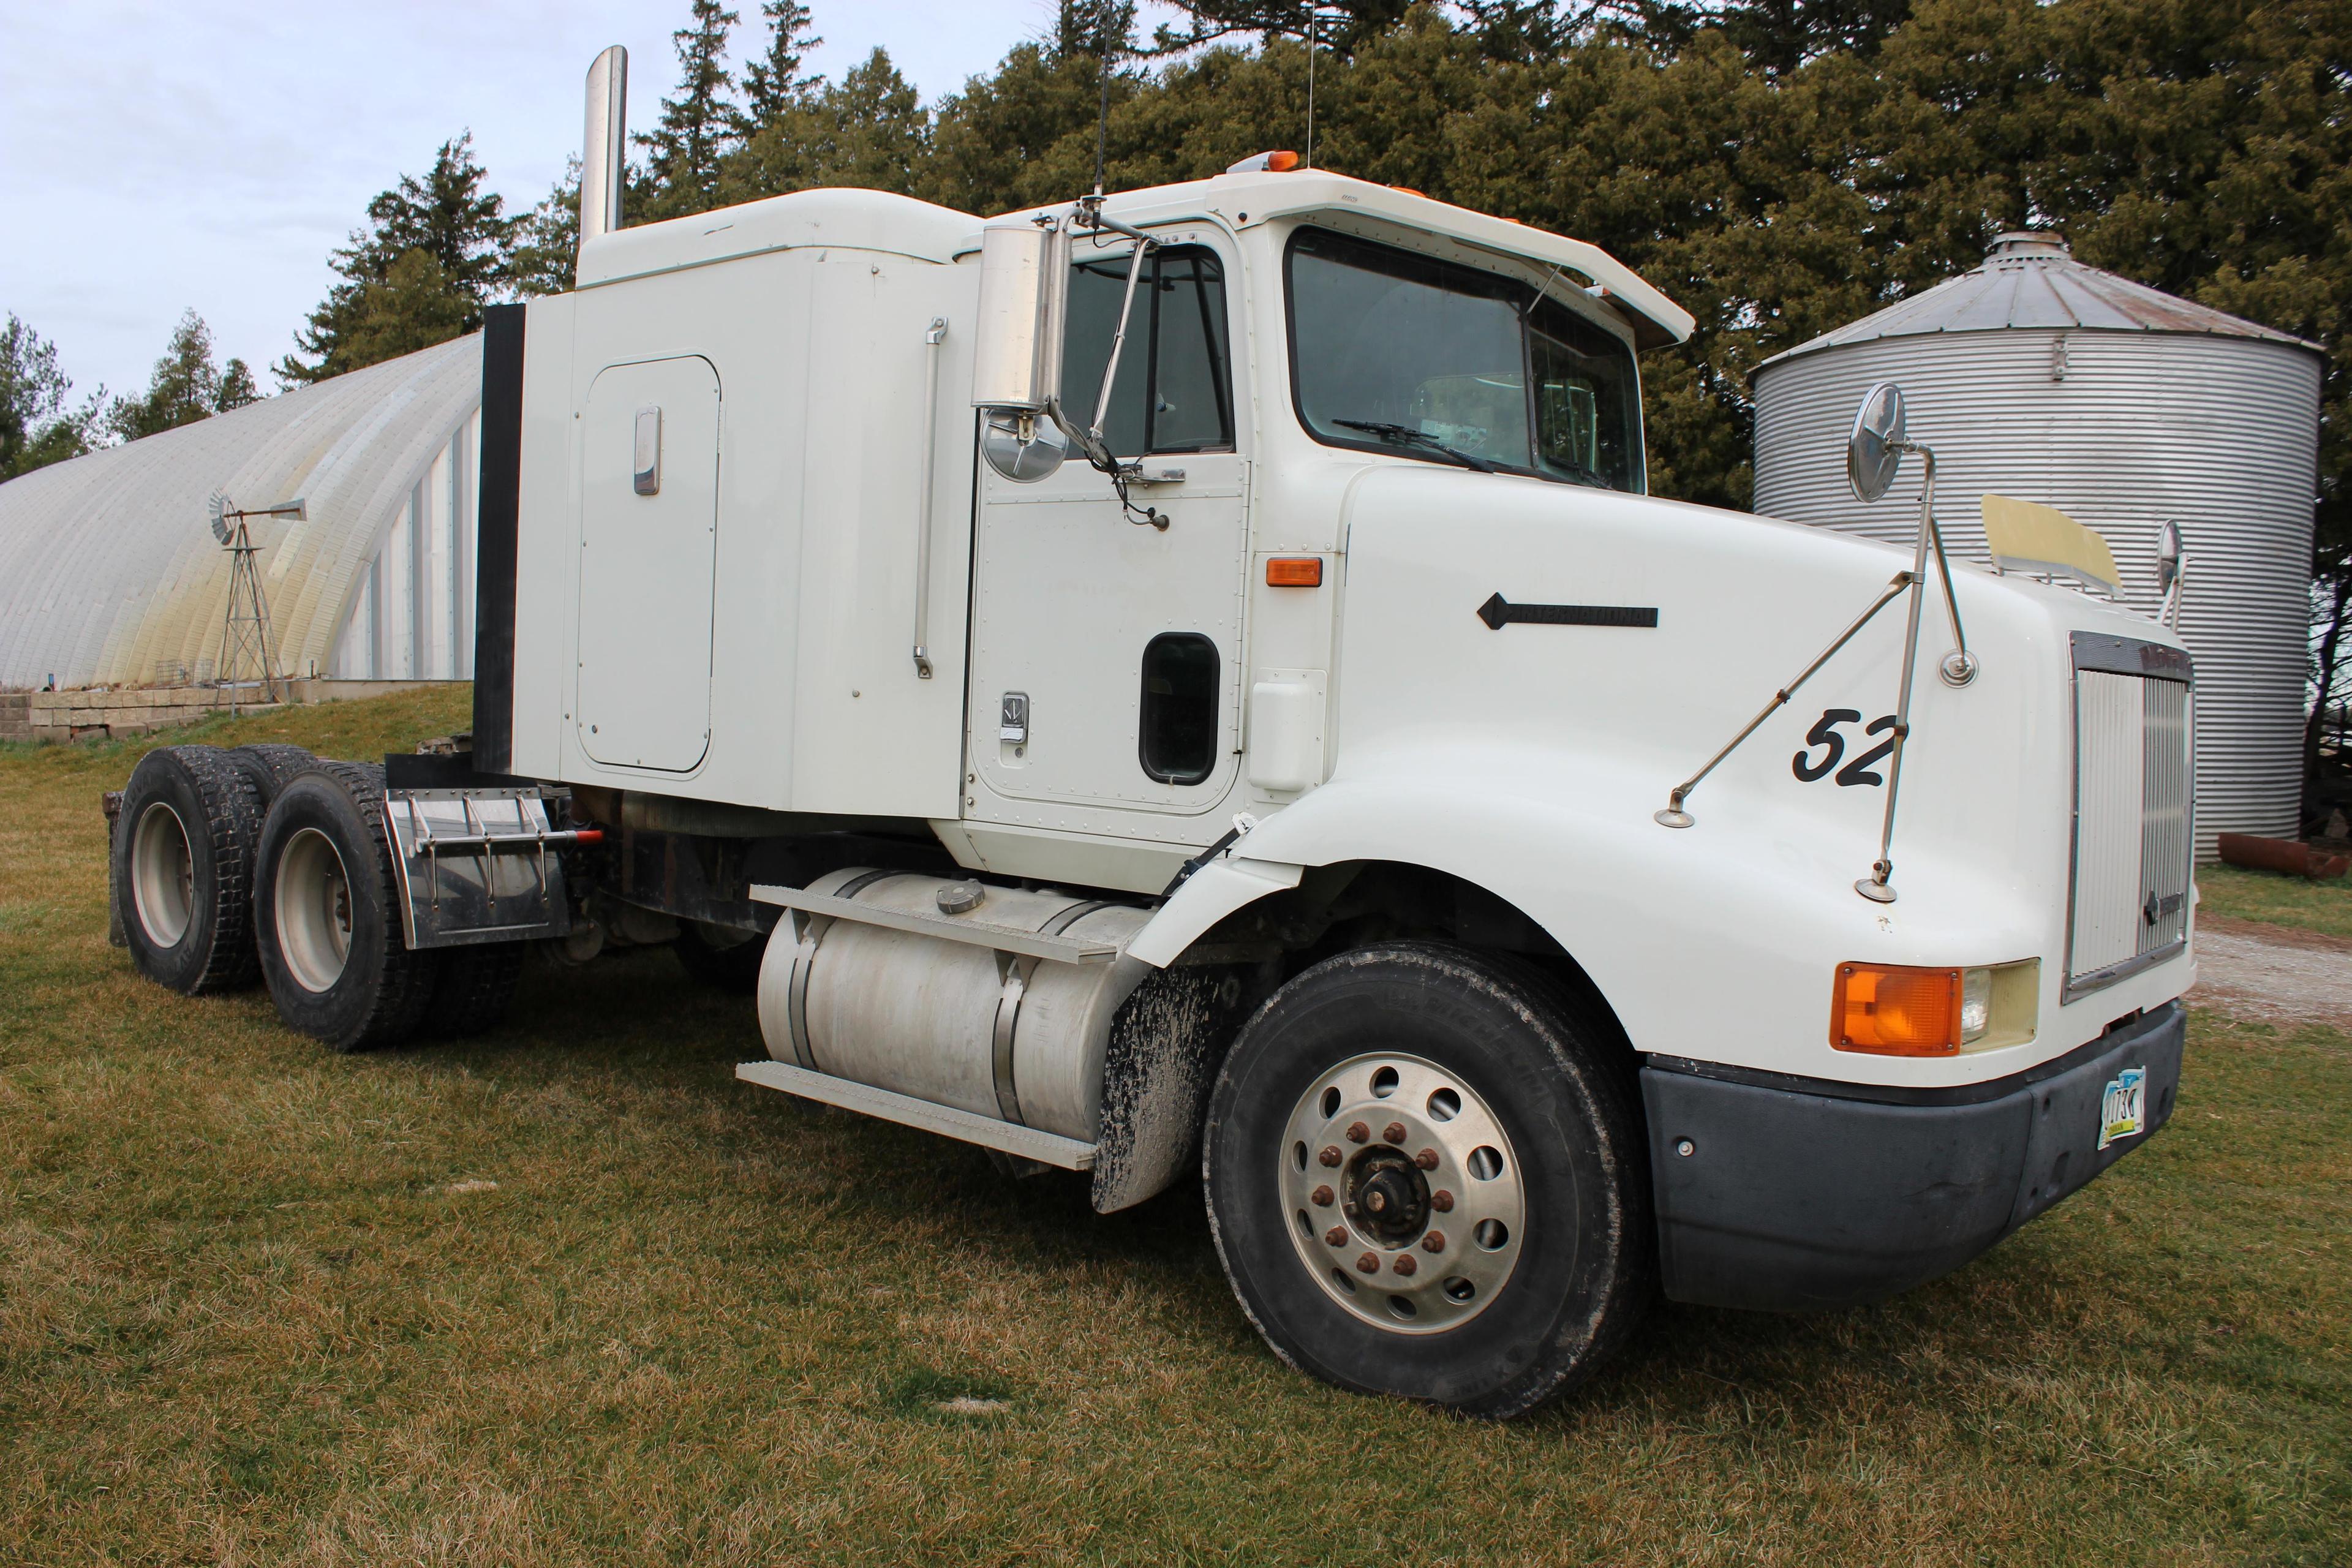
[979,410,1071,484]
[2155,519,2182,592]
[1847,380,1908,503]
[971,222,1069,417]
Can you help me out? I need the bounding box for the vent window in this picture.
[1139,633,1220,785]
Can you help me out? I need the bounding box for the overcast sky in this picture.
[1,1,1180,405]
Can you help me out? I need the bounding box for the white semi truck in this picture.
[107,50,2194,1417]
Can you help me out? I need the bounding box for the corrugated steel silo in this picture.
[1752,233,2324,854]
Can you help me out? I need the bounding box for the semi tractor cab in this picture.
[106,51,2193,1418]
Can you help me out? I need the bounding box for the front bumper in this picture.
[1641,1001,2185,1312]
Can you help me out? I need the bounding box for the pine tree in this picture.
[739,0,822,131]
[279,134,516,385]
[637,1,743,220]
[722,48,930,201]
[508,158,585,300]
[106,311,255,442]
[1,315,101,480]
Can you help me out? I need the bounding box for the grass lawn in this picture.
[2197,863,2352,941]
[4,691,2348,1565]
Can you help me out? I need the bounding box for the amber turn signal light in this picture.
[1266,557,1323,587]
[1831,963,1962,1056]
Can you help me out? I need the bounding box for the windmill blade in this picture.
[207,491,235,545]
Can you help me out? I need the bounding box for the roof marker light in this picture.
[1226,151,1301,174]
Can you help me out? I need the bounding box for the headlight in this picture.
[1833,960,2040,1056]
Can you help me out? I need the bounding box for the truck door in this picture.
[966,238,1247,840]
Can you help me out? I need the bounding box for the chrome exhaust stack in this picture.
[579,45,627,258]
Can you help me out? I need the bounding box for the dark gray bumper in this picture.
[1642,1001,2185,1312]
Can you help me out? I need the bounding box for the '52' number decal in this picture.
[1793,709,1899,787]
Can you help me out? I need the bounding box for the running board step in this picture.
[734,1060,1098,1171]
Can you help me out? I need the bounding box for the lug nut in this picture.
[1355,1253,1379,1275]
[1383,1121,1408,1144]
[1311,1184,1335,1207]
[1414,1148,1439,1170]
[1318,1146,1343,1167]
[1345,1121,1370,1144]
[1324,1226,1348,1247]
[1392,1254,1417,1277]
[1431,1189,1455,1213]
[1422,1231,1446,1253]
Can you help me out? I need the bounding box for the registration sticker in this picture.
[2098,1066,2148,1151]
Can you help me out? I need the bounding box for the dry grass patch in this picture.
[2,692,2348,1564]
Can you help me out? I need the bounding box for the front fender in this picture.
[1125,741,2060,1089]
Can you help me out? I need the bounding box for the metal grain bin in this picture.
[1752,233,2324,856]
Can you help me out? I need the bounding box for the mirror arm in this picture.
[1654,572,1915,828]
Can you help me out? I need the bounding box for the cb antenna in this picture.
[1093,7,1115,198]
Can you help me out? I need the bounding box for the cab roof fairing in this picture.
[960,170,1696,353]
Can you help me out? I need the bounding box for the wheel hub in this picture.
[1279,1052,1526,1333]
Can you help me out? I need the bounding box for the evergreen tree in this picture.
[1,315,101,480]
[106,311,255,442]
[739,0,823,130]
[723,48,930,201]
[279,134,516,385]
[638,1,743,219]
[509,158,585,300]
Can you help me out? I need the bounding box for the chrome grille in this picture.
[2067,635,2193,998]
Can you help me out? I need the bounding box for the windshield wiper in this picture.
[1539,455,1611,489]
[1333,419,1498,473]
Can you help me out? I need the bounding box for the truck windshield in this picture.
[1286,226,1645,492]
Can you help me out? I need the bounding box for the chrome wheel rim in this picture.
[130,802,195,948]
[1279,1051,1526,1333]
[276,827,353,992]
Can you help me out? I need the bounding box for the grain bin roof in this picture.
[1759,233,2324,371]
[0,334,479,690]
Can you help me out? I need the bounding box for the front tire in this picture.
[1203,942,1652,1419]
[255,762,437,1052]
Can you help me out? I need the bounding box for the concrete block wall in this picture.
[0,678,456,744]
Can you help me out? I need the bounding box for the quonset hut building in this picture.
[0,334,484,692]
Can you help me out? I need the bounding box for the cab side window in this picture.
[1062,244,1235,456]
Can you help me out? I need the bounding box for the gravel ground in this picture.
[2191,914,2352,1031]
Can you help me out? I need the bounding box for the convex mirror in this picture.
[1847,380,1909,504]
[2156,519,2183,592]
[980,410,1071,483]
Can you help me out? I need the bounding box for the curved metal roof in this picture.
[0,334,479,690]
[1760,233,2324,370]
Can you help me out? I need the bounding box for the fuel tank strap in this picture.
[752,881,1125,965]
[783,869,905,1071]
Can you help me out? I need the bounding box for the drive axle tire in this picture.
[227,743,317,807]
[421,941,527,1038]
[114,744,263,994]
[673,920,765,993]
[1203,942,1653,1419]
[255,761,437,1052]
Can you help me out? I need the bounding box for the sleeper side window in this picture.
[1061,244,1235,456]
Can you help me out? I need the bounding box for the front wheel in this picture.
[1203,942,1652,1419]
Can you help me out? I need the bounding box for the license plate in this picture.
[2098,1065,2148,1150]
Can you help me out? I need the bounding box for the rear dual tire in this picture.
[255,762,439,1052]
[115,745,264,994]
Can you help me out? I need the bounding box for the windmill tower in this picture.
[208,492,302,715]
